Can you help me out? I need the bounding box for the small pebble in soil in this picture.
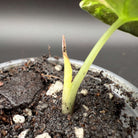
[18,129,29,138]
[79,89,88,96]
[47,57,57,64]
[1,129,7,137]
[74,64,80,70]
[0,81,4,87]
[24,108,32,116]
[54,64,62,71]
[108,93,114,99]
[36,102,48,111]
[13,114,25,124]
[83,113,88,117]
[74,127,84,138]
[82,105,89,111]
[30,58,35,62]
[100,110,106,114]
[35,132,51,138]
[46,81,63,97]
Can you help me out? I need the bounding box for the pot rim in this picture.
[0,57,137,92]
[69,59,138,93]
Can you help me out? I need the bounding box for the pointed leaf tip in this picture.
[62,35,72,86]
[62,35,67,54]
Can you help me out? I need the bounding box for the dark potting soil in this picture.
[0,56,137,138]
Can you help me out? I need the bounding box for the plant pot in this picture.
[0,56,137,138]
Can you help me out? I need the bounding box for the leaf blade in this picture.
[80,0,138,36]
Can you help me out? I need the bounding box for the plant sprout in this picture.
[62,0,138,114]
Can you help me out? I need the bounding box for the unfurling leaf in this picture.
[62,35,72,94]
[62,35,73,114]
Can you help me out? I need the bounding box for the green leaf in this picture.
[80,0,138,36]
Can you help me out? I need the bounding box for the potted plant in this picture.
[0,0,138,137]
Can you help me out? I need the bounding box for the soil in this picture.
[0,56,137,138]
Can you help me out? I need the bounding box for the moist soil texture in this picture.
[0,56,137,138]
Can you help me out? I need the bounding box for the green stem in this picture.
[65,18,127,114]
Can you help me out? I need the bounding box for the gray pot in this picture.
[0,57,138,137]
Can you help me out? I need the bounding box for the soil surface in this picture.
[0,56,137,138]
